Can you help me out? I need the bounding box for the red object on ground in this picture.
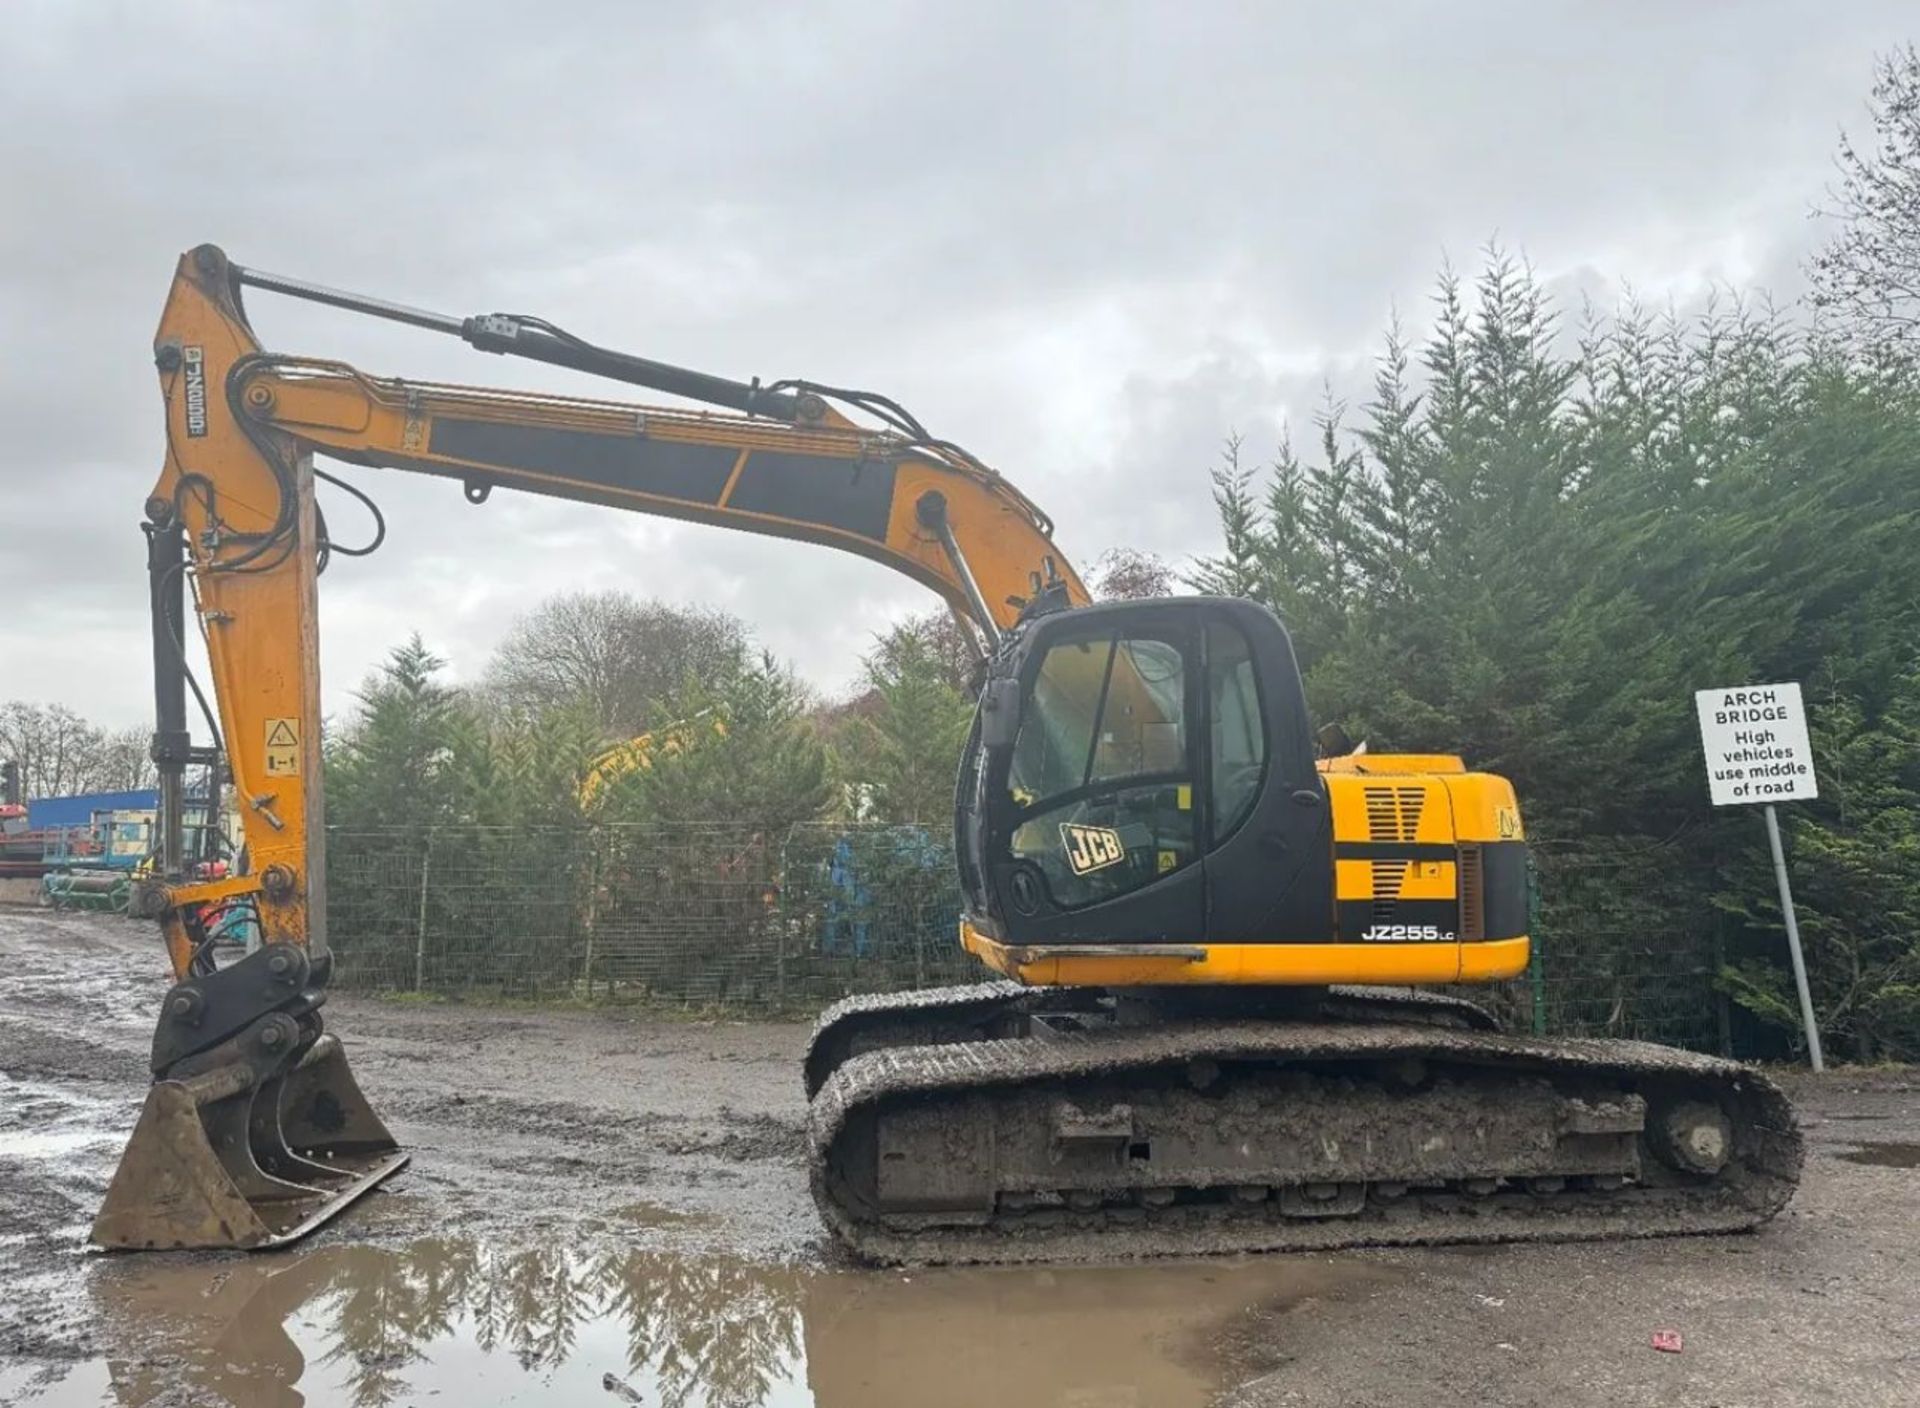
[1651,1330,1684,1354]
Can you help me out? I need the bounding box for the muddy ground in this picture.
[1,906,1917,1407]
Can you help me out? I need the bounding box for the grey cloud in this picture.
[3,1,1913,727]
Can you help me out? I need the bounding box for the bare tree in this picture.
[94,727,159,793]
[1810,46,1920,350]
[1,702,93,798]
[1091,546,1177,600]
[0,703,156,799]
[483,591,751,736]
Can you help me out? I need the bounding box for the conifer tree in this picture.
[834,626,974,826]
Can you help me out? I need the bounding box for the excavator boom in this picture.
[96,244,1084,1250]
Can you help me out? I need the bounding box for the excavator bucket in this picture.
[93,1030,408,1251]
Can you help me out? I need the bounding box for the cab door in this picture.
[1198,603,1333,944]
[986,610,1207,945]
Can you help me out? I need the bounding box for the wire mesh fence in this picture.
[325,823,1731,1050]
[325,823,979,1007]
[1526,846,1727,1051]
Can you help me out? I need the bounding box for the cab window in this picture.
[1006,630,1195,909]
[1206,622,1266,842]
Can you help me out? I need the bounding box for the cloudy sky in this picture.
[2,2,1912,727]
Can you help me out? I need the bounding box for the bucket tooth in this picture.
[92,1035,408,1252]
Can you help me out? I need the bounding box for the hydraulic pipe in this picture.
[915,492,1002,647]
[229,263,808,422]
[145,513,188,881]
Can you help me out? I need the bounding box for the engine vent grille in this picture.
[1363,786,1426,842]
[1458,844,1485,941]
[1371,861,1409,922]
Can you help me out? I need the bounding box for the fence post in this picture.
[1712,905,1733,1057]
[412,833,432,993]
[580,830,600,999]
[773,825,792,1008]
[913,891,927,989]
[1527,855,1546,1036]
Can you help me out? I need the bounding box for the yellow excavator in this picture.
[579,709,728,811]
[93,245,1800,1261]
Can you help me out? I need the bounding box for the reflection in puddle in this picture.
[6,1239,1383,1407]
[1837,1140,1920,1169]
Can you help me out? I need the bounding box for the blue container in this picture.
[26,790,160,830]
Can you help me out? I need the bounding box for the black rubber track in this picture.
[803,981,1032,1099]
[801,982,1499,1099]
[808,1019,1802,1266]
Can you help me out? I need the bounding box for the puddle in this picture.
[1837,1141,1920,1169]
[0,1129,114,1160]
[0,1239,1385,1407]
[0,1076,125,1161]
[0,1075,135,1165]
[606,1201,714,1229]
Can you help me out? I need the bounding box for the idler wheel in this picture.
[1655,1100,1735,1176]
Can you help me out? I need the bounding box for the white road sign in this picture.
[1694,682,1817,807]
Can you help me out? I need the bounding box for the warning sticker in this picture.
[264,717,300,776]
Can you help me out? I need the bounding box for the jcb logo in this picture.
[1060,823,1125,876]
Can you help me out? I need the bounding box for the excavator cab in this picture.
[956,597,1332,957]
[951,591,1549,992]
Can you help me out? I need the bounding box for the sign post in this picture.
[1694,682,1823,1071]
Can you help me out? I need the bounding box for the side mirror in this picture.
[1315,721,1355,758]
[979,679,1022,750]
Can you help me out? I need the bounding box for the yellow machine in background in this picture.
[94,246,1799,1261]
[578,709,729,810]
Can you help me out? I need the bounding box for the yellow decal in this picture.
[1176,784,1192,811]
[1157,849,1179,874]
[264,717,300,777]
[1495,805,1522,839]
[1060,822,1125,876]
